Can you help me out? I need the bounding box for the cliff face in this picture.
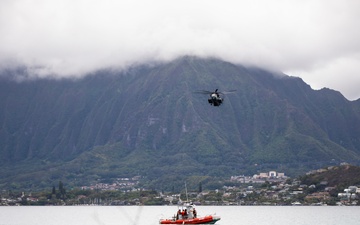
[1,57,360,189]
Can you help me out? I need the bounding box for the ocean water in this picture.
[0,206,359,225]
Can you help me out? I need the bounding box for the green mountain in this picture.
[1,56,360,190]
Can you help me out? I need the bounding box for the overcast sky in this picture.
[1,0,359,100]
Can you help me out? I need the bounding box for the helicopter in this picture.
[194,89,236,106]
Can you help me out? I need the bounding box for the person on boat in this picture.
[184,209,188,219]
[179,209,185,219]
[176,209,181,220]
[193,208,197,218]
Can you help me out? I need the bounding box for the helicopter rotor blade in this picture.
[219,90,237,94]
[194,89,237,95]
[193,90,213,95]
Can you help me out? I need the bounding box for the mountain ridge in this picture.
[0,56,359,190]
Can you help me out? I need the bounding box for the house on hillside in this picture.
[338,186,359,201]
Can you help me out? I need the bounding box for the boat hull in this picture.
[160,215,220,224]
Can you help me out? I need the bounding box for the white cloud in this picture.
[0,0,359,99]
[286,54,360,100]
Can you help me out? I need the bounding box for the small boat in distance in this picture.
[159,202,221,224]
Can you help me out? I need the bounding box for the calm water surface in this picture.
[1,206,359,225]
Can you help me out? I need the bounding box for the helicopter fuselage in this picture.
[208,93,223,106]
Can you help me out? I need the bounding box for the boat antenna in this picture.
[185,182,189,202]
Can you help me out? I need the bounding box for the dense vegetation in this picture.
[300,164,360,193]
[1,56,360,190]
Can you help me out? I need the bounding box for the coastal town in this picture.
[1,165,360,206]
